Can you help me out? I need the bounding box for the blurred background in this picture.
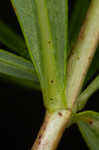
[0,0,99,150]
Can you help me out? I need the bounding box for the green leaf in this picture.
[0,49,40,90]
[77,75,99,111]
[69,0,90,55]
[0,20,29,59]
[11,0,68,111]
[75,111,99,150]
[83,48,99,87]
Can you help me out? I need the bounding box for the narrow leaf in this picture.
[0,49,40,90]
[11,0,68,111]
[75,111,99,150]
[0,21,29,59]
[83,48,99,87]
[77,75,99,111]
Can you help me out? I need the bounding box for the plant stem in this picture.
[66,0,99,109]
[32,1,99,149]
[31,110,71,150]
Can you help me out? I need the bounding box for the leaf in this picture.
[75,111,99,150]
[83,48,99,87]
[69,0,90,54]
[11,0,68,111]
[77,75,99,111]
[0,20,29,59]
[0,49,40,90]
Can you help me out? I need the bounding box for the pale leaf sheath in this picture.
[67,0,99,108]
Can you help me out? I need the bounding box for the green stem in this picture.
[66,0,99,109]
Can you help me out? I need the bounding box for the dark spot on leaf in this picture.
[78,25,85,41]
[50,80,54,83]
[48,41,51,44]
[38,141,41,145]
[83,71,86,77]
[50,98,53,101]
[88,56,92,64]
[38,135,42,139]
[58,112,63,117]
[13,7,16,12]
[88,120,93,125]
[67,108,72,112]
